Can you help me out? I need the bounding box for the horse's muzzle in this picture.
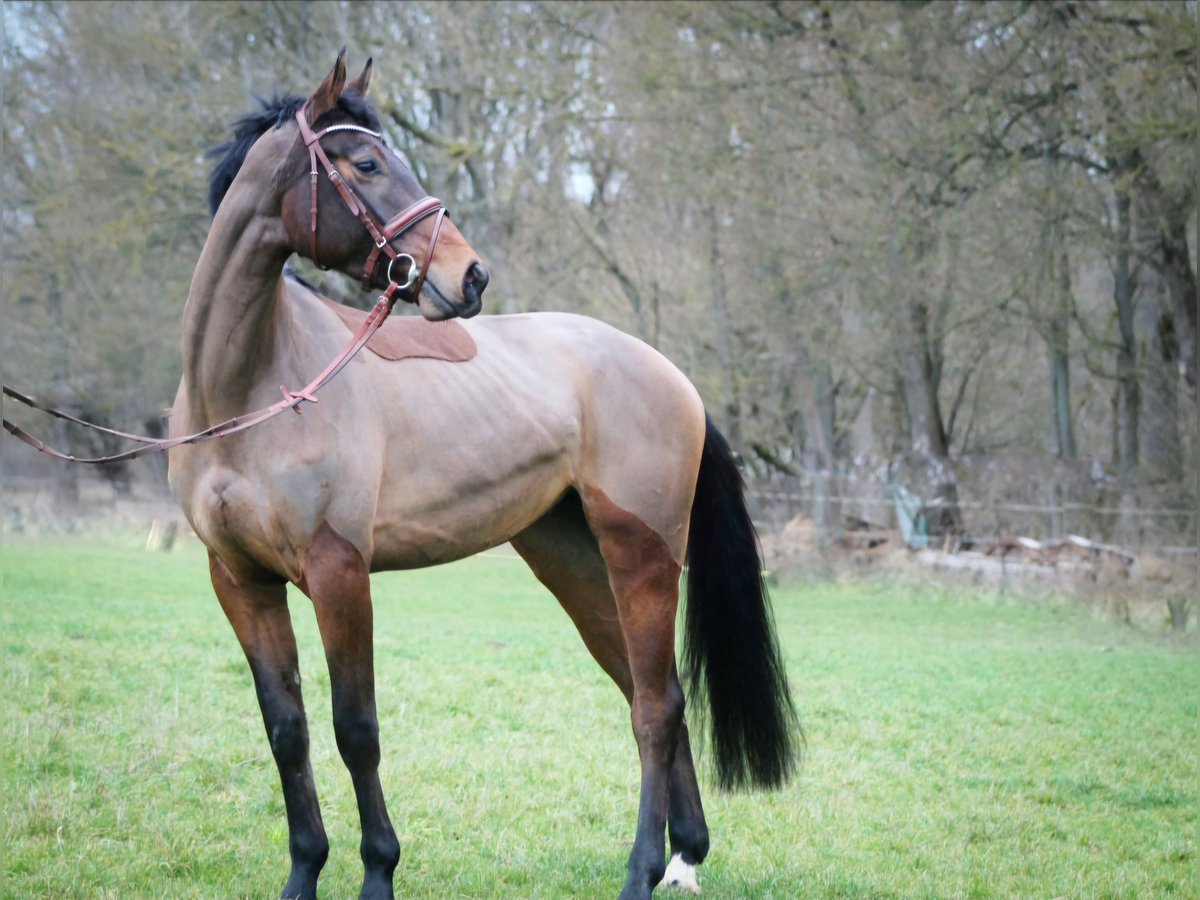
[457,261,488,318]
[463,261,489,304]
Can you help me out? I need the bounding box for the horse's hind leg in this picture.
[661,725,707,894]
[297,523,400,900]
[210,553,329,900]
[512,492,708,897]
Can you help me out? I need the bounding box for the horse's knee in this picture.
[333,712,381,768]
[268,712,310,769]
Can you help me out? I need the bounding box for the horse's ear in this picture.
[347,57,373,97]
[304,46,348,123]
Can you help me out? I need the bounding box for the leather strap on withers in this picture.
[294,107,446,302]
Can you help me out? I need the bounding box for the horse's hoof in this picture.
[280,883,317,900]
[358,872,395,900]
[657,853,701,894]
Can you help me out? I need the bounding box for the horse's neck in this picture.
[181,194,293,424]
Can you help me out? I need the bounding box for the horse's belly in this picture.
[368,456,571,570]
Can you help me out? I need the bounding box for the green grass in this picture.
[2,534,1195,898]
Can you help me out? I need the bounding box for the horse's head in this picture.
[278,50,488,320]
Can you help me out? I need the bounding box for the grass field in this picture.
[2,533,1195,898]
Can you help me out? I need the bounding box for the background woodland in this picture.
[3,1,1196,553]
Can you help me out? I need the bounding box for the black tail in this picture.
[683,415,799,791]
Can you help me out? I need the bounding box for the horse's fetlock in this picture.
[290,829,330,869]
[626,849,667,894]
[670,826,709,866]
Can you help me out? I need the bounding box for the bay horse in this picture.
[169,51,796,900]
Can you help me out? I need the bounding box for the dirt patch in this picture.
[761,514,1197,635]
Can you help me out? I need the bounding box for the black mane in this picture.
[206,90,381,218]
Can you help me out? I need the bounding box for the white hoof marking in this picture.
[658,853,701,894]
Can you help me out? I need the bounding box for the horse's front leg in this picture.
[210,554,329,900]
[299,524,400,900]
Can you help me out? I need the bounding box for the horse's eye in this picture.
[354,160,379,175]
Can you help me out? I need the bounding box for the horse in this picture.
[168,50,797,900]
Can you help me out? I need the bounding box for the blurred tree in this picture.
[3,0,1194,544]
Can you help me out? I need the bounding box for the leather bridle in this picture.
[2,109,454,464]
[295,106,447,305]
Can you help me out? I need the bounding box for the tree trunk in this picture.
[1129,152,1197,398]
[902,298,950,460]
[707,204,741,447]
[1161,218,1197,397]
[1043,244,1077,460]
[1049,344,1075,459]
[701,41,742,449]
[893,239,962,536]
[1136,261,1183,483]
[1113,182,1140,477]
[796,342,842,545]
[1041,152,1077,460]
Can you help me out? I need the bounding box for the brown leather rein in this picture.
[2,110,447,466]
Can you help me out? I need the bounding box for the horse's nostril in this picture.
[465,261,489,297]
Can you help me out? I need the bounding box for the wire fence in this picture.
[748,485,1198,559]
[752,489,1195,520]
[3,467,1197,559]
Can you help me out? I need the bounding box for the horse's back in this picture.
[464,311,702,416]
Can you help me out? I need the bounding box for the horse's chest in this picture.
[176,456,336,580]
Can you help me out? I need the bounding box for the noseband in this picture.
[295,108,446,304]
